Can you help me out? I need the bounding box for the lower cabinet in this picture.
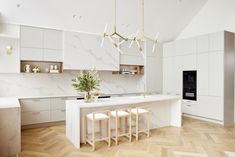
[20,97,76,126]
[182,96,223,121]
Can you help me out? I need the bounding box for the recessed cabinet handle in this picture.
[61,109,65,112]
[32,99,40,102]
[32,112,40,115]
[186,104,191,107]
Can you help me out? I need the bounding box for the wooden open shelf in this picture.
[112,64,144,75]
[20,60,63,74]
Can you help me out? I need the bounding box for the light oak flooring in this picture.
[19,117,235,157]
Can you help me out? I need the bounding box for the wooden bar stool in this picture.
[84,110,111,151]
[110,108,132,145]
[131,107,150,141]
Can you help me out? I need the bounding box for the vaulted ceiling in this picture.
[0,0,207,42]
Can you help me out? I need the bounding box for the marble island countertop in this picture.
[0,97,20,108]
[66,94,181,108]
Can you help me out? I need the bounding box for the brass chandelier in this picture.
[101,0,159,54]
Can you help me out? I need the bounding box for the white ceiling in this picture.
[0,0,207,42]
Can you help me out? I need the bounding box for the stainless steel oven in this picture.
[183,71,197,101]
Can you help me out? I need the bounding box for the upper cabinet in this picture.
[20,26,63,62]
[63,31,119,71]
[209,31,224,52]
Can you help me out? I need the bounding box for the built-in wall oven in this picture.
[183,71,197,101]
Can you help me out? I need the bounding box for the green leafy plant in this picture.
[72,70,101,102]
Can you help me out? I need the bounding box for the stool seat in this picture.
[110,110,129,117]
[87,113,109,120]
[131,108,149,115]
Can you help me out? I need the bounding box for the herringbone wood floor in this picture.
[19,117,235,157]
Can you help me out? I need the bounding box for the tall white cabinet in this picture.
[163,31,234,125]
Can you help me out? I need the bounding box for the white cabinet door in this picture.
[64,31,119,70]
[21,111,51,125]
[182,100,197,115]
[146,56,162,93]
[163,42,174,57]
[197,96,223,121]
[0,37,20,73]
[21,47,43,60]
[197,53,209,95]
[182,54,197,71]
[43,49,63,62]
[171,56,182,95]
[209,31,224,52]
[51,110,66,121]
[43,29,63,50]
[20,99,50,112]
[20,26,43,48]
[197,35,209,53]
[163,57,173,94]
[178,38,197,55]
[209,52,224,97]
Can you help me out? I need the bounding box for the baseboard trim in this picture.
[21,121,65,130]
[183,114,223,125]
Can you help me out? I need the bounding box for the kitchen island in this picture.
[66,94,182,149]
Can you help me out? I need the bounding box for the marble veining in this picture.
[0,71,144,98]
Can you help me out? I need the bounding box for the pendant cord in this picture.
[142,0,145,34]
[114,0,117,32]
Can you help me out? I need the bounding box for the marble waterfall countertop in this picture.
[0,97,20,108]
[66,94,180,108]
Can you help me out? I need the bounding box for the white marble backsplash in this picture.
[0,71,144,98]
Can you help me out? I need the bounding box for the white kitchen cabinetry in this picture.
[163,31,234,125]
[209,31,224,52]
[197,53,209,95]
[208,52,224,97]
[63,31,119,70]
[21,98,51,125]
[20,26,63,62]
[20,97,77,126]
[197,35,209,53]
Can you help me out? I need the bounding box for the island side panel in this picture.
[66,101,80,149]
[170,99,182,127]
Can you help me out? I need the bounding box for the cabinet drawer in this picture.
[20,99,50,112]
[182,100,197,115]
[51,98,66,110]
[51,110,65,121]
[21,111,50,125]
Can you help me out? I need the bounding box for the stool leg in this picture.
[125,117,128,133]
[115,115,119,145]
[147,112,150,137]
[129,114,132,142]
[136,114,139,141]
[99,120,102,138]
[92,119,95,151]
[84,117,87,144]
[108,116,111,147]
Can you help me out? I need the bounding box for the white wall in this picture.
[0,0,206,42]
[178,0,235,39]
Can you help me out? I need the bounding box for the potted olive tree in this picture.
[72,70,101,103]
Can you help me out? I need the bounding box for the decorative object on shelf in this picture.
[32,66,40,73]
[6,45,13,55]
[24,64,31,73]
[72,70,102,103]
[113,64,144,75]
[129,0,159,53]
[93,92,101,102]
